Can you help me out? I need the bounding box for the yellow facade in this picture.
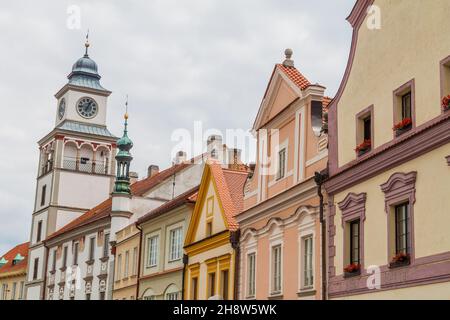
[0,274,26,300]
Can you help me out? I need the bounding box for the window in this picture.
[169,227,182,262]
[191,277,198,300]
[206,221,213,237]
[277,149,286,180]
[132,247,138,276]
[221,270,229,300]
[86,293,91,300]
[208,272,216,298]
[19,282,24,300]
[36,220,43,242]
[147,235,159,267]
[40,185,46,206]
[363,116,371,141]
[33,257,39,280]
[89,237,96,261]
[124,251,129,278]
[1,284,7,300]
[350,220,360,265]
[401,93,412,119]
[62,246,68,268]
[395,203,409,255]
[271,245,282,294]
[73,242,79,266]
[11,282,16,300]
[103,234,110,258]
[52,249,57,272]
[247,253,256,297]
[303,236,314,288]
[355,106,373,156]
[99,292,105,300]
[393,80,415,135]
[440,55,450,106]
[166,292,179,300]
[117,254,122,279]
[165,285,180,300]
[206,197,214,217]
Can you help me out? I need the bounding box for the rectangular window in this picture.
[103,233,110,258]
[33,257,39,280]
[19,282,24,300]
[247,253,256,297]
[132,247,138,276]
[350,220,360,265]
[401,92,412,120]
[73,242,79,265]
[206,221,213,237]
[393,80,414,135]
[395,203,409,255]
[303,236,314,288]
[221,270,229,300]
[124,251,129,278]
[166,292,179,300]
[191,277,198,300]
[40,185,46,206]
[36,220,43,243]
[52,249,57,271]
[62,246,68,268]
[89,237,96,261]
[117,254,122,280]
[206,197,214,217]
[208,272,216,298]
[363,116,371,141]
[271,245,282,294]
[277,149,286,180]
[11,282,16,300]
[147,235,159,267]
[169,227,182,262]
[1,284,7,300]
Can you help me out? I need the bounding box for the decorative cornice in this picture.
[380,171,417,194]
[338,192,367,212]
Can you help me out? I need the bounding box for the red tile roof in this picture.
[137,186,199,225]
[209,163,249,231]
[0,242,29,276]
[46,163,194,241]
[276,64,311,90]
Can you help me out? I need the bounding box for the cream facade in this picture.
[325,0,450,299]
[236,51,329,300]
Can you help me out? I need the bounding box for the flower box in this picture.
[442,95,450,112]
[393,118,412,137]
[389,253,410,269]
[355,139,371,157]
[343,263,361,278]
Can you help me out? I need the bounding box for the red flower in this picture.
[393,117,412,131]
[344,263,361,273]
[392,253,410,263]
[442,95,450,111]
[355,139,372,153]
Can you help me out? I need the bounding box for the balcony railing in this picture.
[63,157,109,175]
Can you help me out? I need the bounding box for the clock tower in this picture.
[25,38,118,300]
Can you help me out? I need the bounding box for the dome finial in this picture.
[84,29,90,57]
[282,48,294,67]
[124,94,129,121]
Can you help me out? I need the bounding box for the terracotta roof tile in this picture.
[0,242,29,276]
[137,186,199,224]
[276,64,311,90]
[209,163,248,231]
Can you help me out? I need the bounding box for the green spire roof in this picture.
[114,111,134,195]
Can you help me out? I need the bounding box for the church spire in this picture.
[113,97,134,195]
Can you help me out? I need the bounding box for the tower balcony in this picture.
[62,157,110,175]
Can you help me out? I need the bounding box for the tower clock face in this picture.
[58,98,66,120]
[77,97,98,119]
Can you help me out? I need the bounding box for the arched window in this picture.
[63,141,78,171]
[142,288,155,300]
[94,146,110,174]
[164,284,180,300]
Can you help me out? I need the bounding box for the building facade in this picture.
[184,163,248,300]
[236,50,329,300]
[25,39,117,299]
[136,187,198,300]
[324,0,450,299]
[0,242,29,300]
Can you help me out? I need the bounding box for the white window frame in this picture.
[167,225,183,262]
[298,218,316,293]
[124,250,129,278]
[276,139,289,181]
[132,247,138,276]
[246,250,257,299]
[117,254,122,280]
[146,232,160,268]
[301,235,314,289]
[268,230,283,297]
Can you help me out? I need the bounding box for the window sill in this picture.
[268,292,283,300]
[389,260,410,269]
[343,270,361,278]
[394,126,413,138]
[357,149,372,158]
[245,296,256,300]
[297,289,316,298]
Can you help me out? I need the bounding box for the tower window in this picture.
[33,258,39,280]
[36,221,43,243]
[40,185,46,207]
[277,148,286,180]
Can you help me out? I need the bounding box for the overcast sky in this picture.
[0,0,355,254]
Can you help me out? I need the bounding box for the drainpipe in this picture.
[135,223,143,300]
[41,243,49,300]
[314,170,328,301]
[182,254,188,300]
[230,230,240,300]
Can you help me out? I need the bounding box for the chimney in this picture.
[248,162,256,179]
[174,151,187,165]
[147,165,159,178]
[282,48,294,67]
[207,135,223,162]
[129,171,139,185]
[227,148,242,169]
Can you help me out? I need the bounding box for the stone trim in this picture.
[328,196,336,278]
[338,193,366,269]
[380,172,417,263]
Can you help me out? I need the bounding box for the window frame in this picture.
[270,244,282,295]
[355,105,374,157]
[36,220,43,243]
[246,252,256,298]
[73,242,79,266]
[440,55,450,113]
[394,203,409,255]
[168,226,183,262]
[349,219,361,265]
[40,185,47,207]
[33,257,39,280]
[88,236,96,261]
[124,250,130,278]
[302,235,314,289]
[393,79,416,137]
[147,234,159,268]
[277,148,287,180]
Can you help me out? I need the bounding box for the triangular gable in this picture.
[253,64,310,130]
[184,163,235,246]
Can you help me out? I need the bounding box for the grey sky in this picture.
[0,0,355,254]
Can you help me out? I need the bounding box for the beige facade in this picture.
[113,224,140,300]
[325,0,450,299]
